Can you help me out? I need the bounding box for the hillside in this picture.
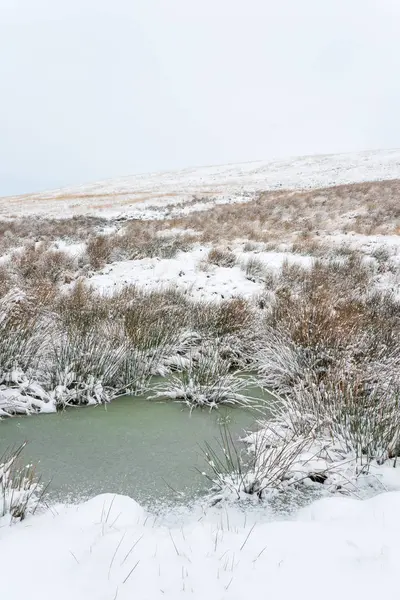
[2,148,400,219]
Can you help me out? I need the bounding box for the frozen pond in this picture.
[0,391,272,508]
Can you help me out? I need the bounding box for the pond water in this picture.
[0,389,273,508]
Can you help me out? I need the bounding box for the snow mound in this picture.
[1,491,400,599]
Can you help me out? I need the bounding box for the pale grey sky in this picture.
[1,0,400,196]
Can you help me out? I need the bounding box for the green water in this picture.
[0,393,271,507]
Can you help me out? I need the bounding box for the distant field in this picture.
[1,148,400,219]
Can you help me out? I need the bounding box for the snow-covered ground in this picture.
[87,247,312,300]
[2,148,400,219]
[326,232,400,254]
[2,491,400,600]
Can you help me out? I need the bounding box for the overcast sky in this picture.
[1,0,400,196]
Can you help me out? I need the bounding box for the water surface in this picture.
[0,393,271,507]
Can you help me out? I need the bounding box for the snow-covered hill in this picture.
[2,148,400,219]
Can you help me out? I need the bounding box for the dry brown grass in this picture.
[264,254,399,363]
[52,283,254,346]
[165,179,400,245]
[207,247,237,268]
[12,243,75,285]
[84,223,198,269]
[0,264,13,298]
[0,215,107,254]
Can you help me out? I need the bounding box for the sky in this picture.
[1,0,400,196]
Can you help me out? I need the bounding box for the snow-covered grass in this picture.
[3,490,400,600]
[207,255,400,501]
[2,148,400,219]
[150,345,253,408]
[0,244,398,422]
[0,284,258,413]
[0,443,45,521]
[238,380,400,500]
[168,178,400,249]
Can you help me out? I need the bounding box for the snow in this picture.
[86,247,313,301]
[0,387,56,416]
[87,248,261,300]
[2,148,400,219]
[2,490,400,600]
[51,239,86,258]
[322,232,400,299]
[326,232,400,254]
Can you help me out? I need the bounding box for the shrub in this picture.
[0,311,45,380]
[207,248,237,268]
[86,235,112,269]
[0,444,46,520]
[85,225,197,268]
[12,243,75,285]
[0,264,13,298]
[201,424,311,501]
[46,327,125,408]
[0,215,107,245]
[150,345,251,408]
[242,256,266,281]
[280,375,400,462]
[191,298,253,338]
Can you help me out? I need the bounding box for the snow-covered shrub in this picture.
[0,215,106,246]
[215,254,400,500]
[242,256,267,281]
[46,327,125,407]
[232,371,400,500]
[0,298,55,415]
[122,291,188,347]
[150,345,252,408]
[278,374,400,463]
[85,234,111,269]
[0,444,45,521]
[0,264,13,298]
[192,298,253,338]
[203,372,400,503]
[243,241,264,252]
[0,310,45,386]
[291,234,327,257]
[12,242,75,285]
[115,288,195,384]
[202,424,312,502]
[252,327,313,395]
[207,247,237,268]
[84,226,197,268]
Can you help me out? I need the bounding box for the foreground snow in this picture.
[1,491,400,600]
[2,148,400,218]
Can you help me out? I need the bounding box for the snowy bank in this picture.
[2,491,400,600]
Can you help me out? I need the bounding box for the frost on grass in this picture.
[204,378,400,505]
[0,281,258,414]
[203,256,400,502]
[0,444,45,522]
[150,345,253,408]
[209,360,400,502]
